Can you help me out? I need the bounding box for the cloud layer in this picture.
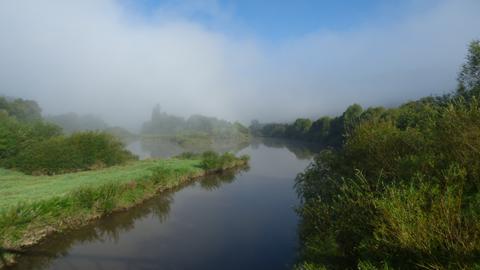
[0,0,479,128]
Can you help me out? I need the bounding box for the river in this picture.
[9,138,322,270]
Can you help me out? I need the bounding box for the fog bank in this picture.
[0,0,479,129]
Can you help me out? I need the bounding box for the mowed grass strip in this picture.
[0,159,200,210]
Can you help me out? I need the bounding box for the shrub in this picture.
[373,169,480,268]
[200,151,220,171]
[12,132,136,175]
[199,151,244,171]
[295,97,480,268]
[0,113,61,166]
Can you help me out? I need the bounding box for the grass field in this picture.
[0,156,247,267]
[0,159,200,210]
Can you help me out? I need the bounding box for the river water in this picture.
[9,138,322,270]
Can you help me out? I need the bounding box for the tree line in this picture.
[249,103,364,147]
[294,41,480,269]
[142,104,250,141]
[250,41,480,148]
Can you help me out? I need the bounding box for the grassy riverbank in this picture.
[0,154,248,267]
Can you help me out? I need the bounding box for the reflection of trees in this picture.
[253,137,325,160]
[5,193,175,270]
[199,167,249,191]
[139,137,249,158]
[6,168,246,270]
[140,137,185,158]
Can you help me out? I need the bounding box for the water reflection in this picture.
[251,138,324,160]
[127,137,250,159]
[128,137,323,160]
[7,170,244,270]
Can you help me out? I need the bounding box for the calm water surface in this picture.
[10,139,321,270]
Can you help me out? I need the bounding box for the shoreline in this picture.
[0,157,248,268]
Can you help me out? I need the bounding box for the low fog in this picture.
[0,0,479,129]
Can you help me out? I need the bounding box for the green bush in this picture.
[0,113,61,165]
[199,151,242,171]
[200,151,222,171]
[12,132,137,175]
[295,94,480,268]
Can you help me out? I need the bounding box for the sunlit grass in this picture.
[0,159,201,210]
[0,155,247,265]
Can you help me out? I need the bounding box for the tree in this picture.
[342,103,363,133]
[458,40,480,97]
[286,118,312,139]
[0,97,42,122]
[309,116,331,140]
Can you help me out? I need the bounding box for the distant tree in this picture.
[359,106,387,123]
[142,105,186,135]
[309,116,331,140]
[286,118,312,139]
[141,105,248,140]
[0,97,8,114]
[458,40,480,98]
[0,97,42,122]
[262,123,287,137]
[342,103,363,134]
[249,119,263,136]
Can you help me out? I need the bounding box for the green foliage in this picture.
[0,97,137,175]
[12,132,137,175]
[0,159,201,251]
[287,118,313,138]
[0,97,42,122]
[374,176,480,268]
[342,103,363,133]
[458,40,480,94]
[295,41,480,269]
[260,123,287,137]
[294,262,327,270]
[174,152,200,160]
[0,153,247,260]
[199,151,244,171]
[239,154,250,162]
[296,98,480,269]
[0,112,62,165]
[250,104,363,147]
[200,151,222,171]
[141,105,250,142]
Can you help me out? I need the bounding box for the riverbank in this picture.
[0,155,248,268]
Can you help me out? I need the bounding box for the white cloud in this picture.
[0,0,479,128]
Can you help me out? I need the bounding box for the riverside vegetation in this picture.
[0,97,249,267]
[142,105,251,148]
[294,41,480,269]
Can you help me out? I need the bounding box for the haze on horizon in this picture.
[0,0,479,130]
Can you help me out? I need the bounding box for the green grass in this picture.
[0,159,200,210]
[0,155,247,267]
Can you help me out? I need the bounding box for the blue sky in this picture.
[121,0,418,41]
[1,0,479,127]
